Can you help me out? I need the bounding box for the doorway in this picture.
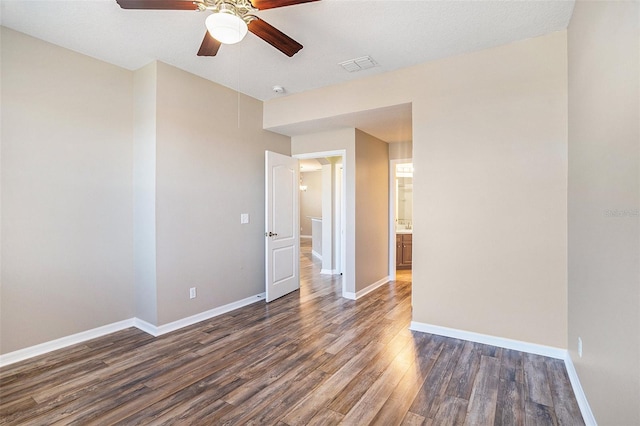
[295,151,347,296]
[389,159,413,282]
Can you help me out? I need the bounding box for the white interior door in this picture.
[265,151,300,302]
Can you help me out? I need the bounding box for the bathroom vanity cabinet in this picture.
[396,233,412,269]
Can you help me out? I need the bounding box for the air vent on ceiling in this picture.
[339,56,378,72]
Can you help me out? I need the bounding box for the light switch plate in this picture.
[240,213,249,224]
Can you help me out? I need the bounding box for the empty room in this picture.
[1,0,638,424]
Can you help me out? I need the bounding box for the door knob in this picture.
[265,231,278,237]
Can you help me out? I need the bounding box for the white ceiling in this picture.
[0,0,575,142]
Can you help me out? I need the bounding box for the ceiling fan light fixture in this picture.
[205,10,248,45]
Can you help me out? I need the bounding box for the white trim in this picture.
[311,250,322,260]
[294,150,345,160]
[137,293,266,337]
[0,293,266,367]
[343,276,390,300]
[564,354,597,425]
[132,317,158,336]
[0,319,135,367]
[409,321,567,360]
[408,322,597,422]
[300,235,311,239]
[321,269,339,275]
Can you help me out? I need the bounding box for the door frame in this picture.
[294,150,348,297]
[389,158,413,281]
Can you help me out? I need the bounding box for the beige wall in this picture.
[0,29,290,352]
[0,28,135,353]
[567,1,640,423]
[153,62,290,325]
[389,141,413,160]
[414,35,568,348]
[300,171,322,236]
[355,130,389,291]
[267,31,569,348]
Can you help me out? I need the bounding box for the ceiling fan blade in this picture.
[197,32,222,56]
[115,0,198,10]
[250,0,319,10]
[248,18,303,57]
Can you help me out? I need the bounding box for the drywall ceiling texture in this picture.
[567,1,640,424]
[1,28,135,353]
[267,31,569,349]
[0,1,574,101]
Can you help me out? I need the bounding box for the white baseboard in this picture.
[564,354,597,426]
[311,250,322,260]
[409,321,567,360]
[0,319,135,367]
[136,293,266,337]
[300,235,311,239]
[0,293,266,367]
[321,269,339,275]
[132,317,158,336]
[409,321,597,423]
[343,276,390,300]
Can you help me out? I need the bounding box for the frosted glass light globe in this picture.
[205,12,248,45]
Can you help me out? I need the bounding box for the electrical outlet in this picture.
[240,213,249,224]
[578,337,583,358]
[189,287,197,299]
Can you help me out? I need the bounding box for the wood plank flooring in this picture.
[0,240,584,425]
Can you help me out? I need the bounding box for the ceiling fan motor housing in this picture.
[196,0,257,20]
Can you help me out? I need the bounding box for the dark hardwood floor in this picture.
[0,240,583,425]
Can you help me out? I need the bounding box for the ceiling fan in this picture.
[115,0,320,57]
